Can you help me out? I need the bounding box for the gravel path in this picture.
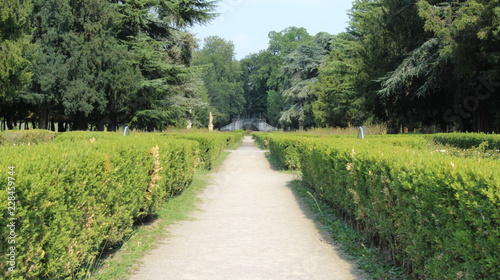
[129,136,366,280]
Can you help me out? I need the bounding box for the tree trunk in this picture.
[474,103,491,133]
[96,118,105,131]
[50,119,56,131]
[73,113,87,131]
[38,103,49,130]
[6,116,14,130]
[58,122,65,132]
[109,114,118,132]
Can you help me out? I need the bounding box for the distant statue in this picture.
[186,109,193,130]
[208,112,214,131]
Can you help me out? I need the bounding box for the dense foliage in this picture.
[254,132,500,279]
[1,0,499,132]
[241,0,500,133]
[0,131,242,279]
[1,0,217,131]
[192,36,245,127]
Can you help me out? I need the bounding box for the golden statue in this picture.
[208,112,214,131]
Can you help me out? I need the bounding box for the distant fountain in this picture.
[124,126,130,136]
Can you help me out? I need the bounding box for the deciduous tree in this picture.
[193,36,245,127]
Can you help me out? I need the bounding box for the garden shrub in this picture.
[431,132,500,150]
[165,132,243,170]
[0,133,199,279]
[261,133,499,279]
[0,130,56,146]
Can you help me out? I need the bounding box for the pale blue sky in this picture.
[190,0,354,60]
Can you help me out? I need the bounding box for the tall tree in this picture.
[345,0,445,132]
[265,27,313,126]
[347,0,399,131]
[31,0,140,130]
[0,0,220,131]
[193,36,245,127]
[313,32,367,127]
[268,26,313,58]
[0,0,35,129]
[31,0,73,130]
[239,27,314,127]
[377,37,452,131]
[110,0,217,40]
[240,51,277,118]
[115,0,217,131]
[416,0,500,132]
[279,32,334,129]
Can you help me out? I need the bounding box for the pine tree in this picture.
[31,0,140,130]
[114,0,217,130]
[313,32,366,127]
[279,32,334,129]
[417,0,500,132]
[0,0,35,129]
[265,27,313,126]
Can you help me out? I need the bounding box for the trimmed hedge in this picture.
[0,133,200,279]
[53,131,122,143]
[253,133,328,170]
[259,133,499,279]
[431,132,500,150]
[253,133,305,170]
[55,131,243,170]
[165,132,243,169]
[0,130,56,146]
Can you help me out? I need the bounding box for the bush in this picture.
[253,133,333,170]
[0,130,56,146]
[0,134,199,279]
[431,132,500,150]
[165,132,243,170]
[53,131,122,143]
[261,133,499,279]
[265,135,304,170]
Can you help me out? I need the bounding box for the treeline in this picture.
[241,0,500,133]
[1,0,218,131]
[2,0,499,133]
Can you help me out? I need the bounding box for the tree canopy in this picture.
[1,0,499,132]
[193,36,245,127]
[1,0,217,131]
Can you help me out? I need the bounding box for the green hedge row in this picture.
[165,132,243,170]
[256,133,499,279]
[55,131,243,170]
[53,131,122,143]
[0,131,239,279]
[0,130,56,146]
[253,133,309,170]
[431,132,500,150]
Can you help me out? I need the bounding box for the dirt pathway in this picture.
[129,136,366,280]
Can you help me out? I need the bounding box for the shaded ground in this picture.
[129,136,366,280]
